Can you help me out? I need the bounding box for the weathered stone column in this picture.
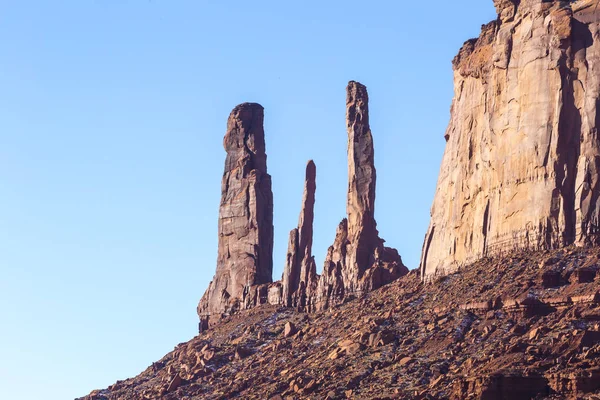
[316,82,408,310]
[197,103,274,326]
[282,160,317,308]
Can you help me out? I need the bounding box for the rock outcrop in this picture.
[281,160,318,308]
[198,82,407,324]
[316,81,408,309]
[421,0,600,279]
[197,103,274,328]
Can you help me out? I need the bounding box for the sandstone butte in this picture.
[79,1,600,399]
[198,81,407,329]
[421,0,600,279]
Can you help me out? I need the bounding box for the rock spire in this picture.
[197,103,274,328]
[198,82,408,326]
[281,160,318,308]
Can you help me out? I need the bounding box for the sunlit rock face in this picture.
[421,0,600,279]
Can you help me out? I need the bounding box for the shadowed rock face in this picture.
[282,160,317,308]
[421,0,600,279]
[197,103,274,327]
[315,81,408,310]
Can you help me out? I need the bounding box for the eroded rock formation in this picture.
[198,82,407,324]
[421,0,600,279]
[281,160,318,308]
[197,103,274,328]
[80,4,600,399]
[316,81,408,309]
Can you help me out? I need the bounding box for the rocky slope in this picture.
[421,0,600,279]
[81,246,600,400]
[78,1,600,399]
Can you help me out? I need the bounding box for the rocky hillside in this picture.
[78,1,600,399]
[81,246,600,399]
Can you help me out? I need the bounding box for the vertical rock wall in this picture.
[421,0,600,279]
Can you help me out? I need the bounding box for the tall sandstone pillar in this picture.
[316,81,408,310]
[282,160,318,309]
[421,0,600,280]
[345,81,382,284]
[197,103,274,328]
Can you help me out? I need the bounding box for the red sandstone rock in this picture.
[281,160,318,309]
[78,3,600,400]
[421,0,600,279]
[283,321,297,338]
[197,83,408,325]
[79,247,600,400]
[197,103,274,327]
[315,81,408,310]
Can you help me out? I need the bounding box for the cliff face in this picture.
[421,0,600,279]
[197,103,274,328]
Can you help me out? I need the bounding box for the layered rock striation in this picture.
[197,103,274,328]
[421,0,600,279]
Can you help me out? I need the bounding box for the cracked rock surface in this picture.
[422,0,600,279]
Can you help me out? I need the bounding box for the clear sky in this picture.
[0,1,497,399]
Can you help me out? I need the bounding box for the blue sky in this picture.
[0,1,496,399]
